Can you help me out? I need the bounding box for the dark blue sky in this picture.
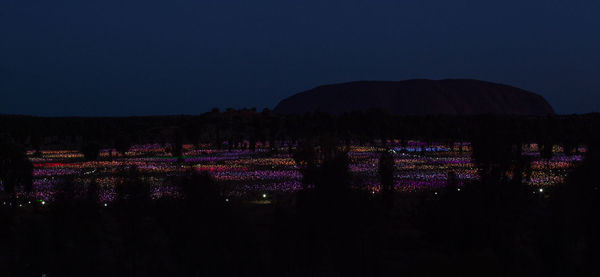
[2,0,599,116]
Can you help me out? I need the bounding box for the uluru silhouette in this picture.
[274,79,554,115]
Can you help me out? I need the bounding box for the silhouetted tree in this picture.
[184,124,201,148]
[166,170,245,275]
[178,170,221,205]
[470,120,518,183]
[169,130,184,162]
[293,139,319,190]
[446,171,458,191]
[44,176,103,276]
[0,135,33,194]
[314,151,351,195]
[540,141,554,159]
[548,139,600,275]
[379,150,395,215]
[87,178,100,204]
[114,135,132,157]
[115,166,150,277]
[420,120,538,275]
[30,134,42,157]
[169,142,183,160]
[81,142,101,161]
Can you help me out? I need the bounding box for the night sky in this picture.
[2,0,599,116]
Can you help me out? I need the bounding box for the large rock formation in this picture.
[274,79,554,115]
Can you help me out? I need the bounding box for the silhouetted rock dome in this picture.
[274,79,554,115]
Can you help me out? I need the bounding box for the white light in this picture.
[104,203,108,207]
[457,188,461,191]
[41,201,46,205]
[28,201,31,204]
[372,191,375,194]
[434,192,438,195]
[539,188,543,193]
[262,194,267,198]
[225,198,229,202]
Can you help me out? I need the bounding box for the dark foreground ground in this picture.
[1,169,599,277]
[1,113,599,276]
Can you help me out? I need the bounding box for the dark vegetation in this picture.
[1,110,600,276]
[1,110,597,152]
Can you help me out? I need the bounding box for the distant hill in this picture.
[274,79,555,115]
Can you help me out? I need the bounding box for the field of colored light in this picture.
[20,142,584,202]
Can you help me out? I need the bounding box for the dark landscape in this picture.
[2,1,600,276]
[2,101,600,276]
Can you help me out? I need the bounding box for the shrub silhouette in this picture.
[81,142,101,161]
[0,135,33,194]
[114,135,132,157]
[547,139,600,275]
[419,124,538,275]
[379,149,395,215]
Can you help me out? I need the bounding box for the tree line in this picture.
[1,110,599,154]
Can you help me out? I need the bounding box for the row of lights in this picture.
[2,201,109,207]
